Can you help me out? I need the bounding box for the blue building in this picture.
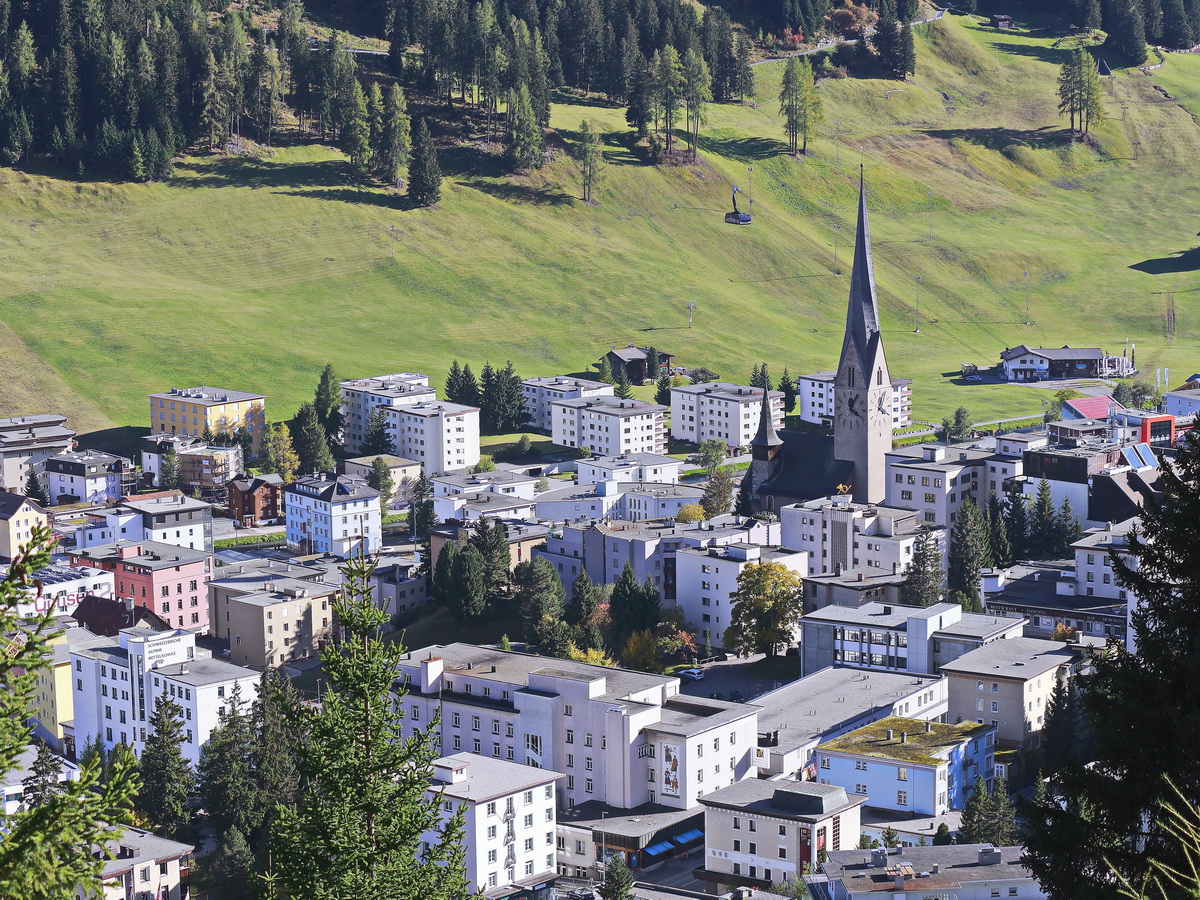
[813,716,994,817]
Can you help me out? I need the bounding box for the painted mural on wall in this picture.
[661,743,681,797]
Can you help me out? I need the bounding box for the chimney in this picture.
[900,732,908,744]
[894,875,905,890]
[857,572,865,582]
[931,864,940,874]
[978,846,1002,865]
[925,720,933,733]
[886,729,894,740]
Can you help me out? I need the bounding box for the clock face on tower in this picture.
[837,391,864,428]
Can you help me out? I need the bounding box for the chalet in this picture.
[605,344,673,384]
[999,345,1134,382]
[990,14,1014,28]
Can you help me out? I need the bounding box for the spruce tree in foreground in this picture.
[20,741,65,809]
[0,526,139,899]
[599,854,634,900]
[377,83,411,187]
[137,695,194,840]
[268,554,469,900]
[948,497,988,605]
[408,118,442,207]
[23,469,48,506]
[360,407,396,456]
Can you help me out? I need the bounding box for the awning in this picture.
[642,841,675,857]
[671,828,703,846]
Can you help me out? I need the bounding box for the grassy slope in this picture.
[1,12,1198,439]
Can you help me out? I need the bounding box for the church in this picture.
[745,172,894,512]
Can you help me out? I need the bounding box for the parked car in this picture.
[677,668,704,682]
[730,689,745,703]
[965,375,982,382]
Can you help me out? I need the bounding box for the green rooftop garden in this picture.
[818,716,992,766]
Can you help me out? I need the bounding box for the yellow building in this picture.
[0,493,47,562]
[30,625,107,756]
[148,386,267,454]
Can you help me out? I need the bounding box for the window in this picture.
[992,682,999,693]
[855,783,867,794]
[487,802,496,815]
[524,814,533,827]
[820,756,829,769]
[564,704,573,716]
[992,701,1000,713]
[855,760,867,771]
[749,821,756,833]
[585,778,594,793]
[733,840,741,852]
[778,825,787,837]
[733,817,741,830]
[565,729,574,744]
[524,790,533,805]
[488,850,497,863]
[897,767,908,781]
[778,848,787,859]
[897,790,908,806]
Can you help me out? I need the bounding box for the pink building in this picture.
[68,540,213,633]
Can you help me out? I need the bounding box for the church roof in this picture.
[842,171,883,370]
[750,380,782,449]
[759,432,853,502]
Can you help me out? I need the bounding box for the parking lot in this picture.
[675,652,801,704]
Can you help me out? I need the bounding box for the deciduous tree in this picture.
[723,561,804,658]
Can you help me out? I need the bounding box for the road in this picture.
[750,7,947,66]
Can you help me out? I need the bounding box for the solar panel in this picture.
[1137,443,1158,467]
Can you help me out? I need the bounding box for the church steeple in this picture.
[843,168,882,367]
[750,384,781,455]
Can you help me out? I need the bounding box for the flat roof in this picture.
[148,386,264,404]
[672,382,782,403]
[825,844,1035,892]
[536,482,704,504]
[551,397,667,416]
[643,696,759,738]
[432,752,562,802]
[120,493,212,515]
[754,667,942,755]
[72,540,210,569]
[579,453,682,469]
[700,779,866,821]
[155,657,258,686]
[435,469,539,488]
[557,800,699,839]
[937,636,1078,680]
[523,375,611,390]
[818,716,991,766]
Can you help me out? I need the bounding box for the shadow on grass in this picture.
[921,125,1072,150]
[81,425,150,459]
[552,90,623,109]
[438,142,508,179]
[696,133,788,161]
[277,187,417,209]
[1129,247,1200,275]
[992,40,1075,65]
[174,156,354,190]
[462,177,575,206]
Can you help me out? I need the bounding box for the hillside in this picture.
[1,11,1199,441]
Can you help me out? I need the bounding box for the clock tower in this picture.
[833,171,892,503]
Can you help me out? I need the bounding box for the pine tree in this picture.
[367,456,395,514]
[948,498,986,605]
[445,360,465,402]
[1056,497,1082,555]
[985,778,1018,846]
[778,57,802,154]
[451,544,487,620]
[578,119,606,202]
[211,825,256,900]
[902,528,943,607]
[361,407,396,456]
[513,557,564,641]
[566,571,604,650]
[958,774,990,843]
[267,554,468,899]
[613,365,634,400]
[655,46,684,154]
[343,78,371,174]
[431,542,460,607]
[702,467,735,519]
[596,355,614,384]
[1005,484,1030,561]
[470,517,512,610]
[198,685,255,838]
[873,1,906,79]
[314,363,343,444]
[1042,672,1079,778]
[599,854,634,900]
[137,695,193,839]
[987,491,1012,568]
[608,563,660,652]
[682,48,711,160]
[736,34,755,101]
[779,368,797,414]
[734,475,755,517]
[459,364,481,406]
[505,84,544,170]
[378,83,411,186]
[1107,0,1148,65]
[655,372,673,406]
[1030,479,1057,557]
[292,403,335,475]
[1057,48,1085,134]
[408,118,442,207]
[23,469,48,506]
[250,670,305,848]
[20,741,64,809]
[1081,52,1106,135]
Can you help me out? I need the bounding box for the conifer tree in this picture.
[1005,484,1030,560]
[292,403,335,476]
[778,57,802,154]
[23,469,48,506]
[1107,0,1149,65]
[734,475,756,517]
[566,571,604,650]
[211,826,256,900]
[513,557,564,641]
[599,854,634,900]
[20,741,64,809]
[794,57,823,153]
[1030,479,1058,556]
[360,407,396,456]
[198,684,255,838]
[470,517,512,610]
[655,46,684,154]
[451,545,488,621]
[702,467,735,518]
[314,363,343,444]
[948,498,987,605]
[613,365,634,400]
[377,83,411,186]
[779,368,797,414]
[1081,51,1106,135]
[682,48,711,160]
[459,363,481,406]
[902,528,942,607]
[431,541,460,607]
[736,34,755,100]
[367,456,395,514]
[1057,48,1085,134]
[873,0,906,79]
[596,355,614,384]
[608,563,660,652]
[505,83,543,170]
[267,554,468,899]
[445,360,465,402]
[987,491,1012,568]
[1056,497,1082,554]
[655,372,673,406]
[1042,672,1080,778]
[343,78,370,174]
[408,118,442,207]
[137,695,193,839]
[577,118,605,202]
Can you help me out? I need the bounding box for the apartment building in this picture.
[148,386,266,454]
[884,444,1014,528]
[343,454,422,492]
[800,602,1025,677]
[0,414,76,492]
[284,474,381,558]
[939,638,1079,775]
[752,667,948,779]
[3,743,81,813]
[0,492,47,562]
[802,569,905,614]
[983,563,1129,646]
[339,373,436,453]
[44,450,136,506]
[211,578,338,669]
[796,372,913,429]
[536,516,779,601]
[424,753,562,899]
[534,480,705,525]
[228,473,285,526]
[68,541,213,633]
[820,845,1048,900]
[29,625,111,756]
[76,492,215,553]
[698,781,866,889]
[7,561,113,618]
[674,543,808,650]
[669,383,784,449]
[780,496,944,578]
[575,454,683,486]
[815,716,995,816]
[85,825,194,900]
[433,467,541,500]
[71,626,260,765]
[551,397,668,457]
[522,376,614,433]
[396,643,760,817]
[388,401,481,476]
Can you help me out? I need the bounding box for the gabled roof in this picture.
[0,492,44,521]
[1063,396,1122,420]
[1001,344,1104,361]
[72,595,171,636]
[759,432,852,501]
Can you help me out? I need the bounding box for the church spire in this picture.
[750,384,781,452]
[844,167,882,364]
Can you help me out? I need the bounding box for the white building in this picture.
[575,454,683,486]
[883,444,1014,529]
[534,480,705,525]
[669,383,783,449]
[433,468,541,500]
[43,450,136,506]
[822,845,1047,900]
[551,398,668,457]
[85,825,193,900]
[433,492,538,524]
[386,401,481,476]
[6,561,114,619]
[674,543,807,649]
[397,643,760,815]
[424,753,562,896]
[797,372,913,429]
[284,474,381,558]
[780,496,945,578]
[75,493,214,553]
[70,627,260,766]
[0,414,76,492]
[339,373,436,453]
[3,743,81,813]
[522,376,614,433]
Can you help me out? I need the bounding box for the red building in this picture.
[228,473,284,526]
[68,540,213,633]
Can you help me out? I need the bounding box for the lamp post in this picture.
[686,302,696,328]
[1024,271,1031,326]
[914,276,921,332]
